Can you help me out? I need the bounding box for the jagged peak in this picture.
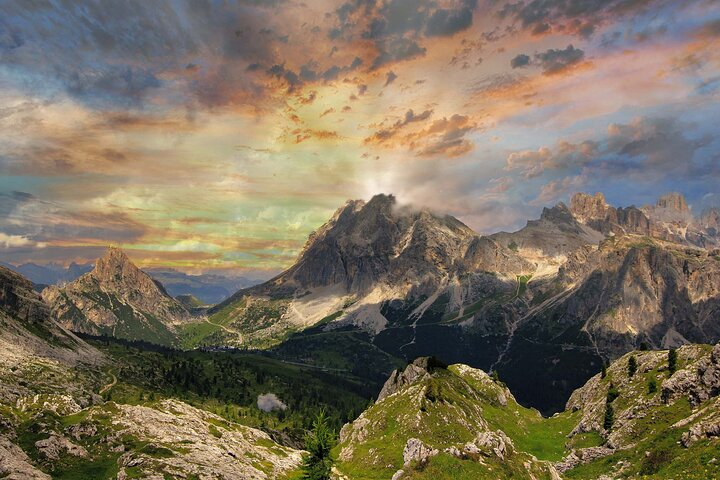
[540,202,574,222]
[655,192,689,212]
[93,246,137,274]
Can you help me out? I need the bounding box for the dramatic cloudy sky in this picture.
[1,0,719,272]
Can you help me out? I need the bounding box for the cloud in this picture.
[0,233,45,249]
[497,0,660,38]
[384,71,398,86]
[510,45,585,74]
[412,114,477,157]
[371,38,427,69]
[257,393,287,412]
[506,116,716,180]
[425,0,478,37]
[534,44,585,74]
[333,0,476,69]
[511,53,531,68]
[366,109,434,143]
[531,175,586,205]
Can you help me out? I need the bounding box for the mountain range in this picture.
[31,191,720,413]
[3,190,720,479]
[192,191,720,413]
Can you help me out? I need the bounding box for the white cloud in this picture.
[0,233,46,249]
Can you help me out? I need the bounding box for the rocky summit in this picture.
[42,247,192,346]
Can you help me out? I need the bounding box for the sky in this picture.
[1,0,719,273]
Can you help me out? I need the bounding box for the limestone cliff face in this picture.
[43,247,190,346]
[569,192,651,236]
[569,191,720,249]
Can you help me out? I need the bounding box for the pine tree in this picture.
[600,363,607,379]
[668,348,678,374]
[300,410,335,480]
[628,356,637,377]
[603,403,614,431]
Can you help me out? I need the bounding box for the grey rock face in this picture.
[662,343,720,406]
[378,357,446,401]
[254,194,478,297]
[34,434,88,460]
[402,438,439,466]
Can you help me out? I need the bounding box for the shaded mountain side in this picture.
[43,247,191,347]
[496,236,720,413]
[0,265,102,372]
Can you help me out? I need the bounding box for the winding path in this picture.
[204,317,243,344]
[99,370,117,395]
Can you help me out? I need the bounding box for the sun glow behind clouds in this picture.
[0,0,719,271]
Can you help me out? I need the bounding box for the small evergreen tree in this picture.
[603,403,614,431]
[300,410,335,480]
[628,356,637,377]
[600,363,607,379]
[648,379,657,394]
[639,342,649,351]
[606,383,619,403]
[668,348,678,374]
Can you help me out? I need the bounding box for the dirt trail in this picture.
[99,371,117,394]
[205,317,243,344]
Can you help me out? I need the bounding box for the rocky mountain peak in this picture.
[656,192,689,212]
[43,246,190,345]
[569,192,608,223]
[275,194,477,295]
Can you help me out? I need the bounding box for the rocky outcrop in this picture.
[34,434,88,460]
[570,192,651,236]
[555,446,614,472]
[662,343,720,406]
[377,357,446,401]
[0,436,50,480]
[462,236,534,275]
[43,247,190,346]
[110,399,303,479]
[681,417,720,447]
[402,438,438,466]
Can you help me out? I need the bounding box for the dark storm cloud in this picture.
[333,0,477,69]
[534,44,584,74]
[268,55,363,90]
[506,117,717,180]
[426,0,478,37]
[509,45,584,74]
[511,53,531,68]
[498,0,663,38]
[371,38,427,69]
